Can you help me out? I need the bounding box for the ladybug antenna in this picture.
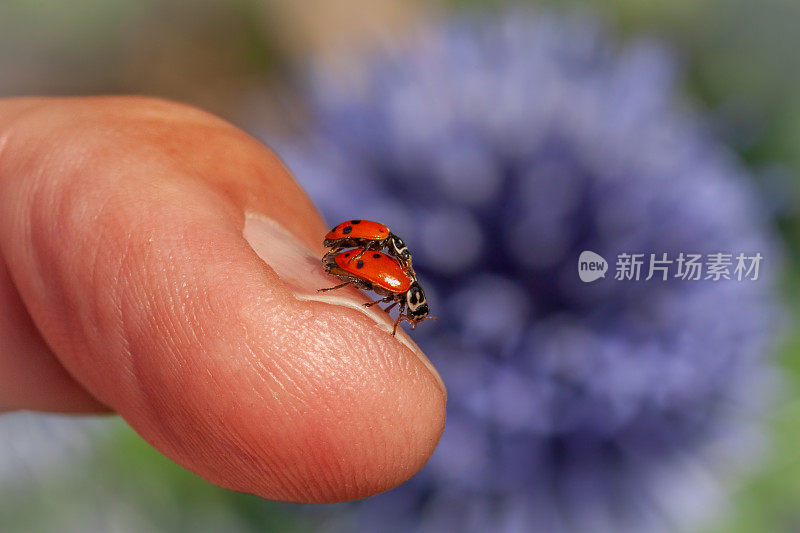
[393,313,437,334]
[415,315,438,328]
[408,315,438,329]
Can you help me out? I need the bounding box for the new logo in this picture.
[578,251,608,283]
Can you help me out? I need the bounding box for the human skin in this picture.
[0,96,446,502]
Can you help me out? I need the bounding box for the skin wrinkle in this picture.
[103,271,138,401]
[235,416,316,501]
[142,277,184,376]
[24,163,56,302]
[239,302,312,401]
[90,199,136,386]
[212,413,293,496]
[29,144,132,408]
[168,272,208,365]
[294,328,346,384]
[128,233,226,439]
[325,439,355,500]
[249,312,332,415]
[282,433,330,501]
[298,433,340,502]
[243,340,291,398]
[267,325,390,498]
[242,343,309,418]
[141,235,229,391]
[267,353,318,414]
[188,422,249,491]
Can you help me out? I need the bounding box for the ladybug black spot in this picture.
[351,219,361,224]
[342,225,353,235]
[344,252,350,257]
[373,253,381,259]
[356,260,364,269]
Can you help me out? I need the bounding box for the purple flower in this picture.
[269,11,781,532]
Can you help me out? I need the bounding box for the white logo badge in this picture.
[578,251,608,283]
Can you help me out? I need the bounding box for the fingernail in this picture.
[243,213,446,398]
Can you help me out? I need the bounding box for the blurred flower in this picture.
[271,10,782,533]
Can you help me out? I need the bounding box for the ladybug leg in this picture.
[347,241,383,264]
[346,247,368,264]
[322,247,343,262]
[363,295,394,308]
[392,313,403,336]
[391,303,408,336]
[317,281,351,293]
[410,315,438,330]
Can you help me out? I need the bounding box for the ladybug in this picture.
[322,220,413,273]
[318,248,435,335]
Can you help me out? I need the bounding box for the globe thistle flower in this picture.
[270,11,781,533]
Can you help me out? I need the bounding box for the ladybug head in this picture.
[405,281,429,320]
[389,235,412,265]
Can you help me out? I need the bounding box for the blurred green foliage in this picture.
[704,324,800,533]
[1,418,306,533]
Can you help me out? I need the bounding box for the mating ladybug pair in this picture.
[318,220,435,335]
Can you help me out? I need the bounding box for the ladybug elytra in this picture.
[319,248,434,335]
[322,220,413,273]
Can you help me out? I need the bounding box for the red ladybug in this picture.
[323,220,413,273]
[319,248,434,335]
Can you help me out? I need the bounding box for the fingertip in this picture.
[237,212,447,500]
[0,96,447,502]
